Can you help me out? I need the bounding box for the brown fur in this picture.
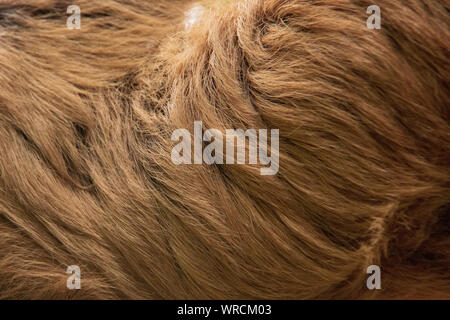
[0,0,449,299]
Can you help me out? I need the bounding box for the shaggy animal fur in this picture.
[0,0,449,299]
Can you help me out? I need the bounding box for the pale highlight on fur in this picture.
[0,0,449,299]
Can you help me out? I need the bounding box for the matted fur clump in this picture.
[0,0,448,299]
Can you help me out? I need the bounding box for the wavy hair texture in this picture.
[0,0,449,299]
